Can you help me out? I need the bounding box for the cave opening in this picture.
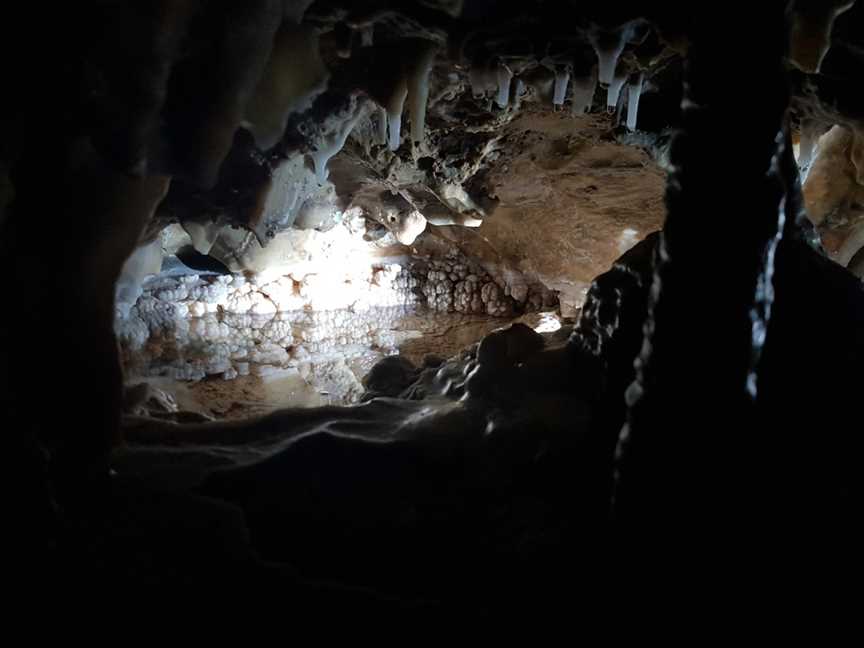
[3,0,863,621]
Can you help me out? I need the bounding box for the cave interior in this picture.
[3,0,864,621]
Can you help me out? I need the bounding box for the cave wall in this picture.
[426,109,666,315]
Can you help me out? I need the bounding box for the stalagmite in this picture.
[496,62,513,108]
[387,79,408,151]
[407,43,438,144]
[553,67,571,106]
[625,73,644,131]
[570,67,597,115]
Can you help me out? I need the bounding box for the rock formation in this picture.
[2,0,863,620]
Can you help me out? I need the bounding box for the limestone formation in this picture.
[3,0,864,618]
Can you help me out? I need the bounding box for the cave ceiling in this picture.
[3,1,862,273]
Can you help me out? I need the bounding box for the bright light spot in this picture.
[618,228,640,254]
[533,311,562,333]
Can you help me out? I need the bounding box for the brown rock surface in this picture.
[424,108,667,314]
[802,124,864,276]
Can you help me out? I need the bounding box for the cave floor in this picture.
[124,307,562,421]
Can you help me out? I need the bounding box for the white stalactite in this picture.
[387,79,408,151]
[407,44,437,144]
[514,78,526,98]
[553,67,571,106]
[626,73,644,131]
[376,106,388,146]
[496,62,513,107]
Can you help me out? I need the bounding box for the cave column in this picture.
[614,8,791,528]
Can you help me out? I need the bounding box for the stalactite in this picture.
[376,106,388,146]
[387,79,408,151]
[625,73,644,131]
[407,43,438,144]
[182,219,222,255]
[615,95,626,125]
[309,107,367,182]
[553,67,571,106]
[496,62,513,108]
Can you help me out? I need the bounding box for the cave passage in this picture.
[2,0,863,622]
